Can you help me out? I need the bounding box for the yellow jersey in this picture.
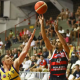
[0,65,21,80]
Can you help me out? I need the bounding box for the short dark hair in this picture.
[67,29,69,31]
[75,64,79,67]
[60,26,62,28]
[17,50,21,52]
[25,56,29,59]
[40,55,44,58]
[36,55,40,58]
[10,30,12,31]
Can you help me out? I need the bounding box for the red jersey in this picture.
[49,49,68,77]
[39,59,48,68]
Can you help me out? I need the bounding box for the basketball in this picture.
[34,1,47,14]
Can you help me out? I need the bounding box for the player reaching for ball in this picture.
[0,29,36,80]
[38,15,70,80]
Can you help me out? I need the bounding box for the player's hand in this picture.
[53,21,58,32]
[38,15,44,25]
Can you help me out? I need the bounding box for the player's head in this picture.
[1,55,13,66]
[55,38,63,50]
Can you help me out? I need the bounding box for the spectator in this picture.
[13,48,18,60]
[19,29,24,39]
[24,28,30,37]
[18,50,21,57]
[31,39,36,48]
[8,50,12,57]
[49,17,54,24]
[17,35,22,43]
[30,56,37,68]
[5,50,9,55]
[75,16,80,29]
[75,6,80,17]
[58,26,64,34]
[23,28,27,35]
[5,37,11,50]
[45,22,49,33]
[38,48,42,56]
[70,46,79,66]
[36,55,48,72]
[65,8,70,19]
[43,47,49,58]
[30,55,41,72]
[12,36,18,43]
[47,24,55,38]
[35,18,40,29]
[67,13,76,27]
[72,64,80,80]
[10,50,14,58]
[74,55,80,66]
[36,32,44,47]
[23,56,32,71]
[70,24,78,41]
[0,38,3,55]
[22,38,28,46]
[60,8,65,19]
[66,29,70,37]
[57,8,65,20]
[33,50,37,56]
[12,49,14,55]
[16,30,20,37]
[46,20,50,27]
[9,30,14,38]
[63,33,70,43]
[32,35,37,41]
[26,29,31,37]
[77,46,80,55]
[49,24,55,38]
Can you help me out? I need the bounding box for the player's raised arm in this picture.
[39,15,54,50]
[14,29,36,66]
[53,22,70,58]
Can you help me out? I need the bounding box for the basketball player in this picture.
[39,15,70,80]
[0,29,36,80]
